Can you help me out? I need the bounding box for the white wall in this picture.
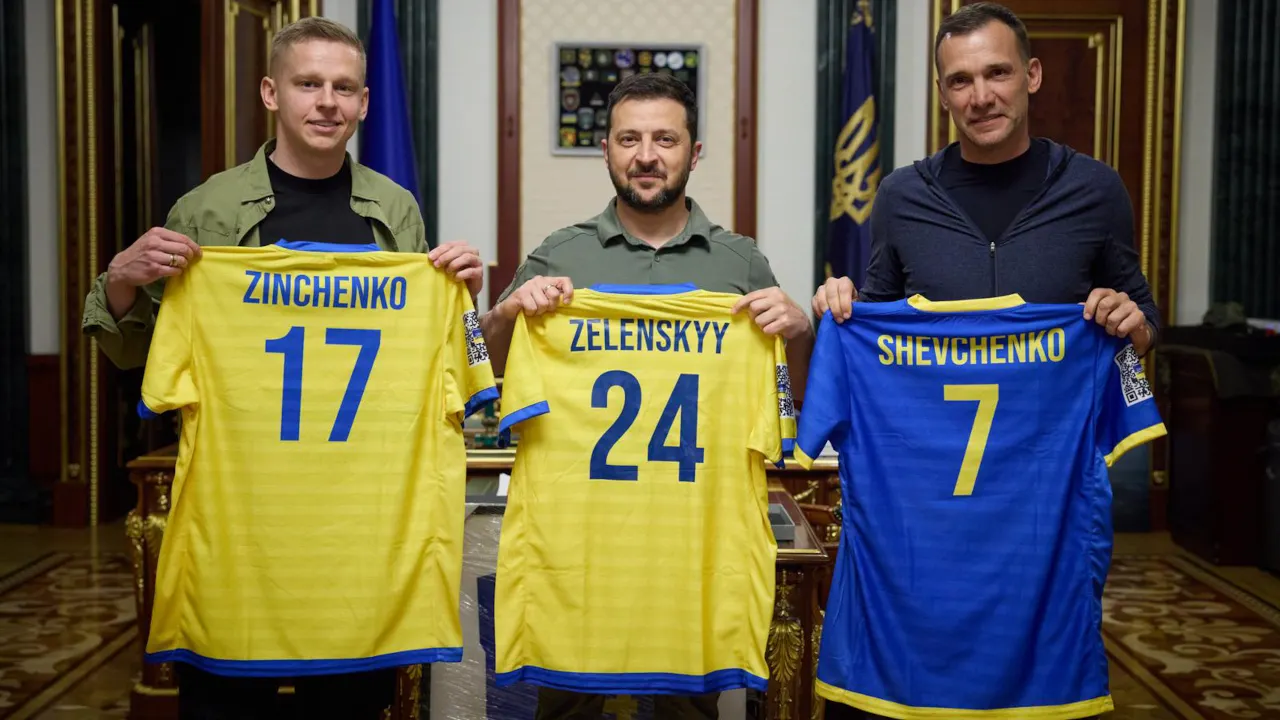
[894,0,931,169]
[324,0,361,162]
[756,0,817,307]
[1175,0,1217,326]
[25,0,58,355]
[438,0,498,312]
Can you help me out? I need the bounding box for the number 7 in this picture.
[943,384,999,496]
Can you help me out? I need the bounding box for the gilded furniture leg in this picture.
[768,570,804,720]
[129,470,176,718]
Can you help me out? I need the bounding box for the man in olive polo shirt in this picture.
[80,18,483,720]
[480,72,812,720]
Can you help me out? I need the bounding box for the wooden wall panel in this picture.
[201,0,321,179]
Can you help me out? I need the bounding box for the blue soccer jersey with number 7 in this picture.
[795,294,1166,720]
[494,284,796,695]
[138,241,497,676]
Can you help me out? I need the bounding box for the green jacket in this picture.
[81,140,427,370]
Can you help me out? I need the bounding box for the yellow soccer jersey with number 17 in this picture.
[138,241,497,677]
[494,283,796,695]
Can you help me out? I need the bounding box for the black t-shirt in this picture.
[938,139,1050,244]
[259,156,374,247]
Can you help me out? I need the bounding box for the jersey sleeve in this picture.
[793,312,852,469]
[747,334,797,466]
[1096,339,1168,466]
[496,313,550,438]
[443,284,499,421]
[137,273,197,419]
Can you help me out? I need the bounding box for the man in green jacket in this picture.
[79,17,481,720]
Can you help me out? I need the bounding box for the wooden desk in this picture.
[124,447,831,720]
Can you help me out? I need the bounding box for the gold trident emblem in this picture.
[829,95,881,225]
[850,0,873,29]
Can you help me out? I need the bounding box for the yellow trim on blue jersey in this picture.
[793,443,817,470]
[907,294,1027,312]
[1103,422,1168,466]
[815,681,1115,720]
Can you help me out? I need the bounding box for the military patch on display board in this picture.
[551,43,704,156]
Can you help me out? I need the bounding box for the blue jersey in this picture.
[795,294,1166,719]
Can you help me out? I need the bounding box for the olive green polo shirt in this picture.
[497,197,779,302]
[81,139,427,370]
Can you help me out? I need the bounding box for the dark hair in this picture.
[605,72,699,142]
[934,2,1030,72]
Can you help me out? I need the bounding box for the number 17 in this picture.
[264,326,381,442]
[943,384,999,496]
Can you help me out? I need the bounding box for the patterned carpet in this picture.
[0,553,136,720]
[1103,555,1280,719]
[1,547,1279,719]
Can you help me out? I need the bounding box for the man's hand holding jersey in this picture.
[497,275,576,319]
[811,276,859,324]
[428,240,485,301]
[732,287,814,340]
[1082,288,1154,355]
[104,227,203,320]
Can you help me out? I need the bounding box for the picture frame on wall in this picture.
[551,41,706,156]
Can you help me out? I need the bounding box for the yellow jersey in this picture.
[138,241,497,676]
[493,284,795,694]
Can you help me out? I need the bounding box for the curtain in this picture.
[814,0,896,290]
[359,0,439,246]
[1212,0,1280,319]
[0,0,29,485]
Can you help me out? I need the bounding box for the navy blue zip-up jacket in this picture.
[862,139,1160,339]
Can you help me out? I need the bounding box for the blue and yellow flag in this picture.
[826,1,882,288]
[360,0,420,203]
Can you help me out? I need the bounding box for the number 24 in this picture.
[590,371,705,482]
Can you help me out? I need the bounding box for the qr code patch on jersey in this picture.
[1114,344,1152,407]
[463,310,489,367]
[776,364,796,419]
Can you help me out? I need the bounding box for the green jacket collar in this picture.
[239,139,386,203]
[236,140,396,249]
[596,196,712,249]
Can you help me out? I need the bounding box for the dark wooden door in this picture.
[55,0,322,526]
[928,0,1185,529]
[201,0,322,177]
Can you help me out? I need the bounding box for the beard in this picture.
[609,158,692,214]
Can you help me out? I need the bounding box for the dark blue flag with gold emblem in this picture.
[826,0,882,287]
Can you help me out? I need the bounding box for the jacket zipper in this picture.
[989,241,997,295]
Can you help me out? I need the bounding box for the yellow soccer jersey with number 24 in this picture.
[138,241,497,676]
[493,283,796,695]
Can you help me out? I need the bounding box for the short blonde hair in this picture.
[270,17,366,82]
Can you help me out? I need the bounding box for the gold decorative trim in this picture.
[56,0,67,486]
[768,570,803,720]
[86,0,100,526]
[1151,0,1168,317]
[1140,0,1157,291]
[811,610,825,720]
[1168,0,1186,323]
[225,1,239,170]
[113,7,122,256]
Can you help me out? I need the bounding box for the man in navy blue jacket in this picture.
[813,1,1157,357]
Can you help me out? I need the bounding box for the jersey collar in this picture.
[907,294,1026,312]
[596,197,713,249]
